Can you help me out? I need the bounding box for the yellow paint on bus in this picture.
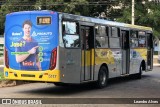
[134,48,147,60]
[4,67,60,82]
[95,49,114,65]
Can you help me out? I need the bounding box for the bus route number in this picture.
[37,17,51,25]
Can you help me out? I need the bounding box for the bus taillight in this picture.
[5,47,9,68]
[49,48,57,70]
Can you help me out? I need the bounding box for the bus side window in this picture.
[138,31,146,47]
[109,27,120,48]
[130,30,138,48]
[62,21,80,48]
[95,25,109,48]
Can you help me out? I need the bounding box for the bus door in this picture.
[121,30,130,75]
[81,26,94,81]
[147,33,153,70]
[61,21,82,83]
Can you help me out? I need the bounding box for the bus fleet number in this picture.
[48,74,57,78]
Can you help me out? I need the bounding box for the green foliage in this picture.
[0,0,160,37]
[0,71,4,81]
[34,0,89,15]
[117,0,160,38]
[0,0,37,35]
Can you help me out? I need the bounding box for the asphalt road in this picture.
[0,66,160,106]
[0,66,159,97]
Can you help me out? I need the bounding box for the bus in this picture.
[4,10,153,88]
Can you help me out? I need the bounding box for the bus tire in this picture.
[136,64,142,79]
[96,66,108,88]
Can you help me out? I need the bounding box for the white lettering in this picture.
[28,100,42,104]
[12,32,22,36]
[134,100,147,104]
[148,100,158,104]
[32,31,37,37]
[31,31,52,36]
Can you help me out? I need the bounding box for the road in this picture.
[0,66,160,106]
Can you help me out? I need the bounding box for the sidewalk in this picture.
[153,63,160,67]
[0,65,4,67]
[153,55,160,66]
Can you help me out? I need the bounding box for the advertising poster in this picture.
[5,11,58,71]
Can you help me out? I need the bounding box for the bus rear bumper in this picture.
[4,67,61,82]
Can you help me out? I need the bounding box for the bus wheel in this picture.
[96,66,108,88]
[136,64,142,79]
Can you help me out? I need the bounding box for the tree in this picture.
[0,0,112,35]
[34,0,89,15]
[0,0,37,35]
[2,0,159,37]
[116,0,160,38]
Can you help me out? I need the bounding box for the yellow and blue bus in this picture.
[4,10,153,88]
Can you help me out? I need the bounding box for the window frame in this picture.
[95,24,109,48]
[109,26,121,48]
[130,30,139,48]
[138,31,147,48]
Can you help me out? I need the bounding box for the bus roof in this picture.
[6,10,55,16]
[6,10,152,31]
[60,12,152,31]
